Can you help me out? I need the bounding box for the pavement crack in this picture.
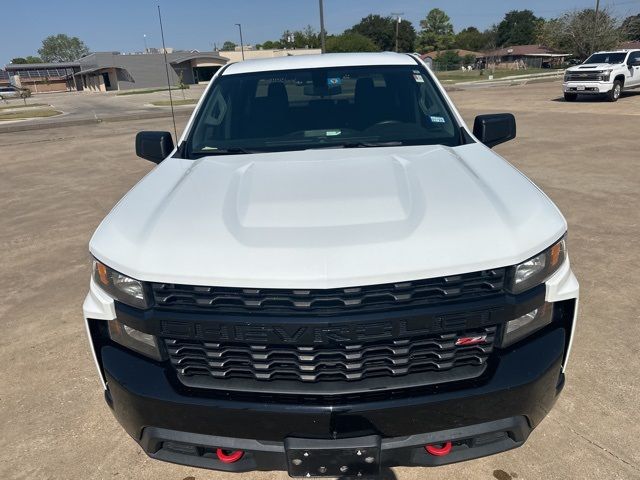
[552,418,640,472]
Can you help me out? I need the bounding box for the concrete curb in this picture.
[0,109,193,134]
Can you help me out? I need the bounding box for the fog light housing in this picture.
[108,319,162,361]
[502,304,553,347]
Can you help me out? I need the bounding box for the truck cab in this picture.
[563,49,640,101]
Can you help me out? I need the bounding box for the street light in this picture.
[391,12,404,52]
[143,34,148,53]
[235,23,245,60]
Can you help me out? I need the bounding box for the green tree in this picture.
[539,9,621,58]
[348,14,416,52]
[260,40,283,49]
[325,33,379,53]
[455,27,495,51]
[25,55,43,63]
[38,34,89,62]
[497,10,544,46]
[434,50,463,70]
[621,14,640,41]
[222,41,237,51]
[416,8,455,52]
[10,57,28,64]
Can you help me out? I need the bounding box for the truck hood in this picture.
[90,144,566,288]
[567,63,619,72]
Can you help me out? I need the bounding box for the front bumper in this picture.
[563,81,612,94]
[99,324,565,472]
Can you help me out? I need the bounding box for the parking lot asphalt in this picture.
[1,80,639,480]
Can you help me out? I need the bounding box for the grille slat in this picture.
[152,269,505,315]
[165,327,495,384]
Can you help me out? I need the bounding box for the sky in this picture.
[2,0,639,65]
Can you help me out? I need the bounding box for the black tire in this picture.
[606,80,623,102]
[564,92,578,102]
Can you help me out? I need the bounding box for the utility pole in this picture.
[235,23,245,60]
[592,0,600,54]
[391,12,404,52]
[319,0,326,53]
[143,34,148,53]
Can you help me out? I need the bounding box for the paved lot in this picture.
[1,80,639,480]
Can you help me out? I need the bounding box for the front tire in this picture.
[564,92,578,102]
[606,81,622,102]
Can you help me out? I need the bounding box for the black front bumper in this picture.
[100,324,566,473]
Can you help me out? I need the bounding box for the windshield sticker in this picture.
[325,130,341,136]
[430,116,446,123]
[327,77,342,87]
[413,74,424,83]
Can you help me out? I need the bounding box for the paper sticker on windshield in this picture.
[326,130,341,136]
[327,77,342,87]
[430,116,446,123]
[413,74,424,83]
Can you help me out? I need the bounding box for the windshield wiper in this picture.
[190,147,257,158]
[309,141,404,150]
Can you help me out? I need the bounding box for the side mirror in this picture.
[473,113,516,148]
[135,131,174,164]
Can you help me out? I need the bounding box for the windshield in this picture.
[583,52,627,64]
[184,64,462,157]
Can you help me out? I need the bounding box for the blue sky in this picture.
[2,0,638,65]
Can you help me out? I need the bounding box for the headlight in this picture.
[501,304,554,347]
[92,259,150,309]
[563,72,570,82]
[508,238,566,294]
[600,70,612,81]
[108,319,162,360]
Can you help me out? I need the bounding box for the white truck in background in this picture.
[563,49,640,102]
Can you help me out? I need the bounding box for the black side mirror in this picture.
[135,131,174,164]
[473,113,516,148]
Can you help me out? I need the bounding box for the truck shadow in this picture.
[551,90,640,102]
[337,466,398,480]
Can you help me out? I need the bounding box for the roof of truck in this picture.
[222,52,418,75]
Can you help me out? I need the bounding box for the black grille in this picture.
[152,269,505,315]
[164,326,496,390]
[565,72,603,82]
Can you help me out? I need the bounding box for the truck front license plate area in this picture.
[285,435,381,478]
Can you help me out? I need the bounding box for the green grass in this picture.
[0,102,48,110]
[0,109,62,121]
[435,68,562,83]
[151,99,198,106]
[116,88,169,96]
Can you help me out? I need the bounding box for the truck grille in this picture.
[565,72,603,82]
[151,269,505,316]
[164,326,496,389]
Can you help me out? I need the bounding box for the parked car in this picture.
[0,85,24,100]
[563,49,640,101]
[83,52,579,477]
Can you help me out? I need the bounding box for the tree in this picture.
[26,55,43,63]
[38,34,89,62]
[434,50,462,70]
[348,14,416,52]
[455,27,493,52]
[497,10,544,46]
[325,33,379,53]
[621,14,640,41]
[222,41,237,51]
[280,26,321,49]
[260,40,283,49]
[539,9,621,59]
[10,57,28,64]
[416,8,455,52]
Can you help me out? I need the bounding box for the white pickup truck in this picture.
[563,49,640,101]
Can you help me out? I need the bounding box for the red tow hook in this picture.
[216,448,244,463]
[425,441,453,456]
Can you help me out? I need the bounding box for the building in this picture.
[4,62,81,92]
[74,51,229,92]
[4,48,322,94]
[480,45,571,68]
[0,69,10,87]
[421,49,482,61]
